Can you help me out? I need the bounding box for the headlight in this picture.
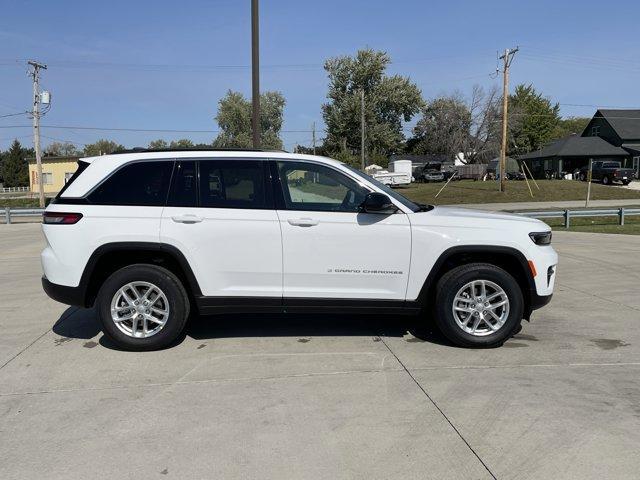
[529,231,552,246]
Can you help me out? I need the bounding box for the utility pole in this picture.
[499,46,518,192]
[585,158,593,207]
[251,0,260,148]
[312,122,316,155]
[28,60,47,208]
[360,89,365,171]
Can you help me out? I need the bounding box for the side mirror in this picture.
[359,192,398,214]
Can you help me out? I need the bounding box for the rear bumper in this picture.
[42,276,86,307]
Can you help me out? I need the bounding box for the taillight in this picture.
[43,212,83,224]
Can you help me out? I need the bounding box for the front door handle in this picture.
[171,214,203,224]
[287,217,319,227]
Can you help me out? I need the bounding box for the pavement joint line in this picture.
[0,329,51,371]
[557,282,640,312]
[378,336,498,480]
[0,367,407,397]
[409,362,640,372]
[0,308,77,371]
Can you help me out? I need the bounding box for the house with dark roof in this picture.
[519,109,640,179]
[518,135,629,179]
[582,109,640,168]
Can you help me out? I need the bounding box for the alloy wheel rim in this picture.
[110,281,170,338]
[452,280,510,336]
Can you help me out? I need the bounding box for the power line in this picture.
[521,46,640,68]
[0,123,322,133]
[559,103,640,109]
[0,112,28,119]
[0,52,500,73]
[40,134,88,147]
[520,53,640,74]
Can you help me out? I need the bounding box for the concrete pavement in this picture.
[1,224,640,479]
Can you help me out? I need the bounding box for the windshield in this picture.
[343,165,424,212]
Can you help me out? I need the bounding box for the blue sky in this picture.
[1,0,639,151]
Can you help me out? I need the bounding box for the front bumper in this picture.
[42,276,86,307]
[524,291,553,320]
[531,292,553,310]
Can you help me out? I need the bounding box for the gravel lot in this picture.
[1,224,639,479]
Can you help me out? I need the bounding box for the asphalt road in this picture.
[1,224,639,479]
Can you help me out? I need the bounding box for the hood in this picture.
[419,205,547,227]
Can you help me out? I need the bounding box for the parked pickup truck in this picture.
[579,161,635,185]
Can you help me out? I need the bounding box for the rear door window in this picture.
[88,161,174,206]
[198,160,270,209]
[167,161,197,207]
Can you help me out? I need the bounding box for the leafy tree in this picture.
[148,139,168,149]
[322,49,423,164]
[169,139,194,148]
[83,139,125,156]
[212,90,285,149]
[409,86,501,163]
[508,84,560,156]
[1,140,29,187]
[552,117,590,139]
[45,141,80,157]
[410,94,471,159]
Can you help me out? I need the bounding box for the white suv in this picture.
[41,149,557,350]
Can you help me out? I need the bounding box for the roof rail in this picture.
[110,147,289,154]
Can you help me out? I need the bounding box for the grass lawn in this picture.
[400,179,640,205]
[0,197,52,208]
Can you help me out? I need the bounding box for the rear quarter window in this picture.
[88,161,174,206]
[55,160,89,199]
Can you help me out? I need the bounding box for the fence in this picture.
[1,186,30,193]
[514,208,640,228]
[2,208,44,224]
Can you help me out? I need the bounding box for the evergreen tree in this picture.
[1,140,29,187]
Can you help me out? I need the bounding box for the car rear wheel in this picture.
[97,264,190,351]
[579,173,586,181]
[434,263,524,348]
[602,175,610,185]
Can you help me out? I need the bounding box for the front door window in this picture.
[276,161,368,212]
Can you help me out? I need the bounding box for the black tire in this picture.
[97,264,190,351]
[623,181,631,186]
[579,173,586,182]
[434,263,524,348]
[602,175,610,185]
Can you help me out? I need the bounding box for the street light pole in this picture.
[251,0,260,148]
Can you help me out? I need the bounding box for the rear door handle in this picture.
[287,217,319,227]
[171,214,203,224]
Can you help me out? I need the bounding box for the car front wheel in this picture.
[602,176,610,185]
[97,264,190,351]
[434,263,524,348]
